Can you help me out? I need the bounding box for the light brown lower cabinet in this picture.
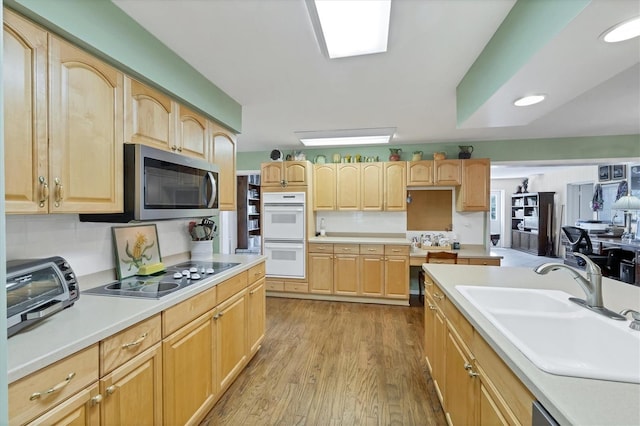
[423,273,534,425]
[10,262,266,426]
[306,243,409,301]
[163,311,217,426]
[100,343,163,425]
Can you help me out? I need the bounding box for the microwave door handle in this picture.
[204,172,217,208]
[24,300,64,320]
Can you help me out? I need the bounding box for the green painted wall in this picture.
[237,135,640,171]
[6,0,242,132]
[456,0,590,126]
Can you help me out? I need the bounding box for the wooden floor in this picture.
[201,296,446,426]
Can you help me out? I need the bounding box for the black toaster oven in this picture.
[6,256,79,337]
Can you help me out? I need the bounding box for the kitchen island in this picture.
[423,263,640,425]
[8,253,266,425]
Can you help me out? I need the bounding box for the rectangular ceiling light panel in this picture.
[311,0,391,59]
[296,127,396,147]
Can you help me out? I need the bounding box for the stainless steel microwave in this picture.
[81,144,218,222]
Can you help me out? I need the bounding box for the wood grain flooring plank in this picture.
[200,298,446,426]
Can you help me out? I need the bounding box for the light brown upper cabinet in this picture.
[3,9,48,214]
[261,161,310,188]
[178,105,208,160]
[210,122,237,211]
[6,10,123,215]
[434,160,461,186]
[313,164,336,210]
[124,77,175,152]
[407,160,435,186]
[48,35,124,213]
[361,162,384,211]
[383,162,407,211]
[337,163,361,210]
[456,158,490,211]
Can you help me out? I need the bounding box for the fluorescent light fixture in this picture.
[513,94,546,107]
[296,127,396,147]
[602,16,640,43]
[306,0,391,59]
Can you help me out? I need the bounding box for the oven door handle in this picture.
[263,205,304,212]
[204,172,217,208]
[23,300,64,320]
[264,242,305,249]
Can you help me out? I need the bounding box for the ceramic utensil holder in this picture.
[191,240,214,261]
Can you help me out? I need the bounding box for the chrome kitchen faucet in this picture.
[534,252,626,320]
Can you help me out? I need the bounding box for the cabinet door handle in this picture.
[54,178,64,206]
[91,394,103,406]
[29,372,76,400]
[106,385,117,396]
[121,332,148,349]
[468,370,479,378]
[250,288,258,295]
[464,362,473,370]
[428,304,437,310]
[38,176,49,207]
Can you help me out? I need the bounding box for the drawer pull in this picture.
[433,292,444,301]
[464,362,473,370]
[106,385,117,396]
[121,332,148,349]
[468,370,480,378]
[392,249,401,252]
[29,372,76,400]
[428,304,437,310]
[368,248,376,251]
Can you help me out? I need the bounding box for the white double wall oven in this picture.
[262,192,306,279]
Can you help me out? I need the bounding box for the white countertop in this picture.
[423,263,640,426]
[308,235,411,245]
[8,254,266,383]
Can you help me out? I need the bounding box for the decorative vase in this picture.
[389,148,402,161]
[433,152,446,160]
[458,145,474,159]
[412,151,423,161]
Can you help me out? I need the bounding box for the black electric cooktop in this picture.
[83,261,240,299]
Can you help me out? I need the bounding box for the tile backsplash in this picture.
[6,215,191,277]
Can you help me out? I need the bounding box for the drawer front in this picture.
[217,271,249,303]
[455,258,470,265]
[385,245,410,255]
[101,314,162,376]
[266,279,285,291]
[162,286,217,337]
[9,344,99,425]
[428,258,457,265]
[308,243,333,253]
[284,282,308,293]
[468,258,501,266]
[360,244,384,255]
[334,244,359,254]
[248,262,266,283]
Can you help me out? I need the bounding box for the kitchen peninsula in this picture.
[7,254,265,425]
[423,263,640,426]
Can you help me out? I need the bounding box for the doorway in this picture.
[490,190,505,247]
[566,183,594,226]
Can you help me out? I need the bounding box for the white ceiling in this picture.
[112,0,639,178]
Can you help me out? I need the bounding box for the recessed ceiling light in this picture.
[513,95,546,107]
[306,0,391,59]
[295,127,396,147]
[602,16,640,43]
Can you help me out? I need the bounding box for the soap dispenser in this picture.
[320,218,326,237]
